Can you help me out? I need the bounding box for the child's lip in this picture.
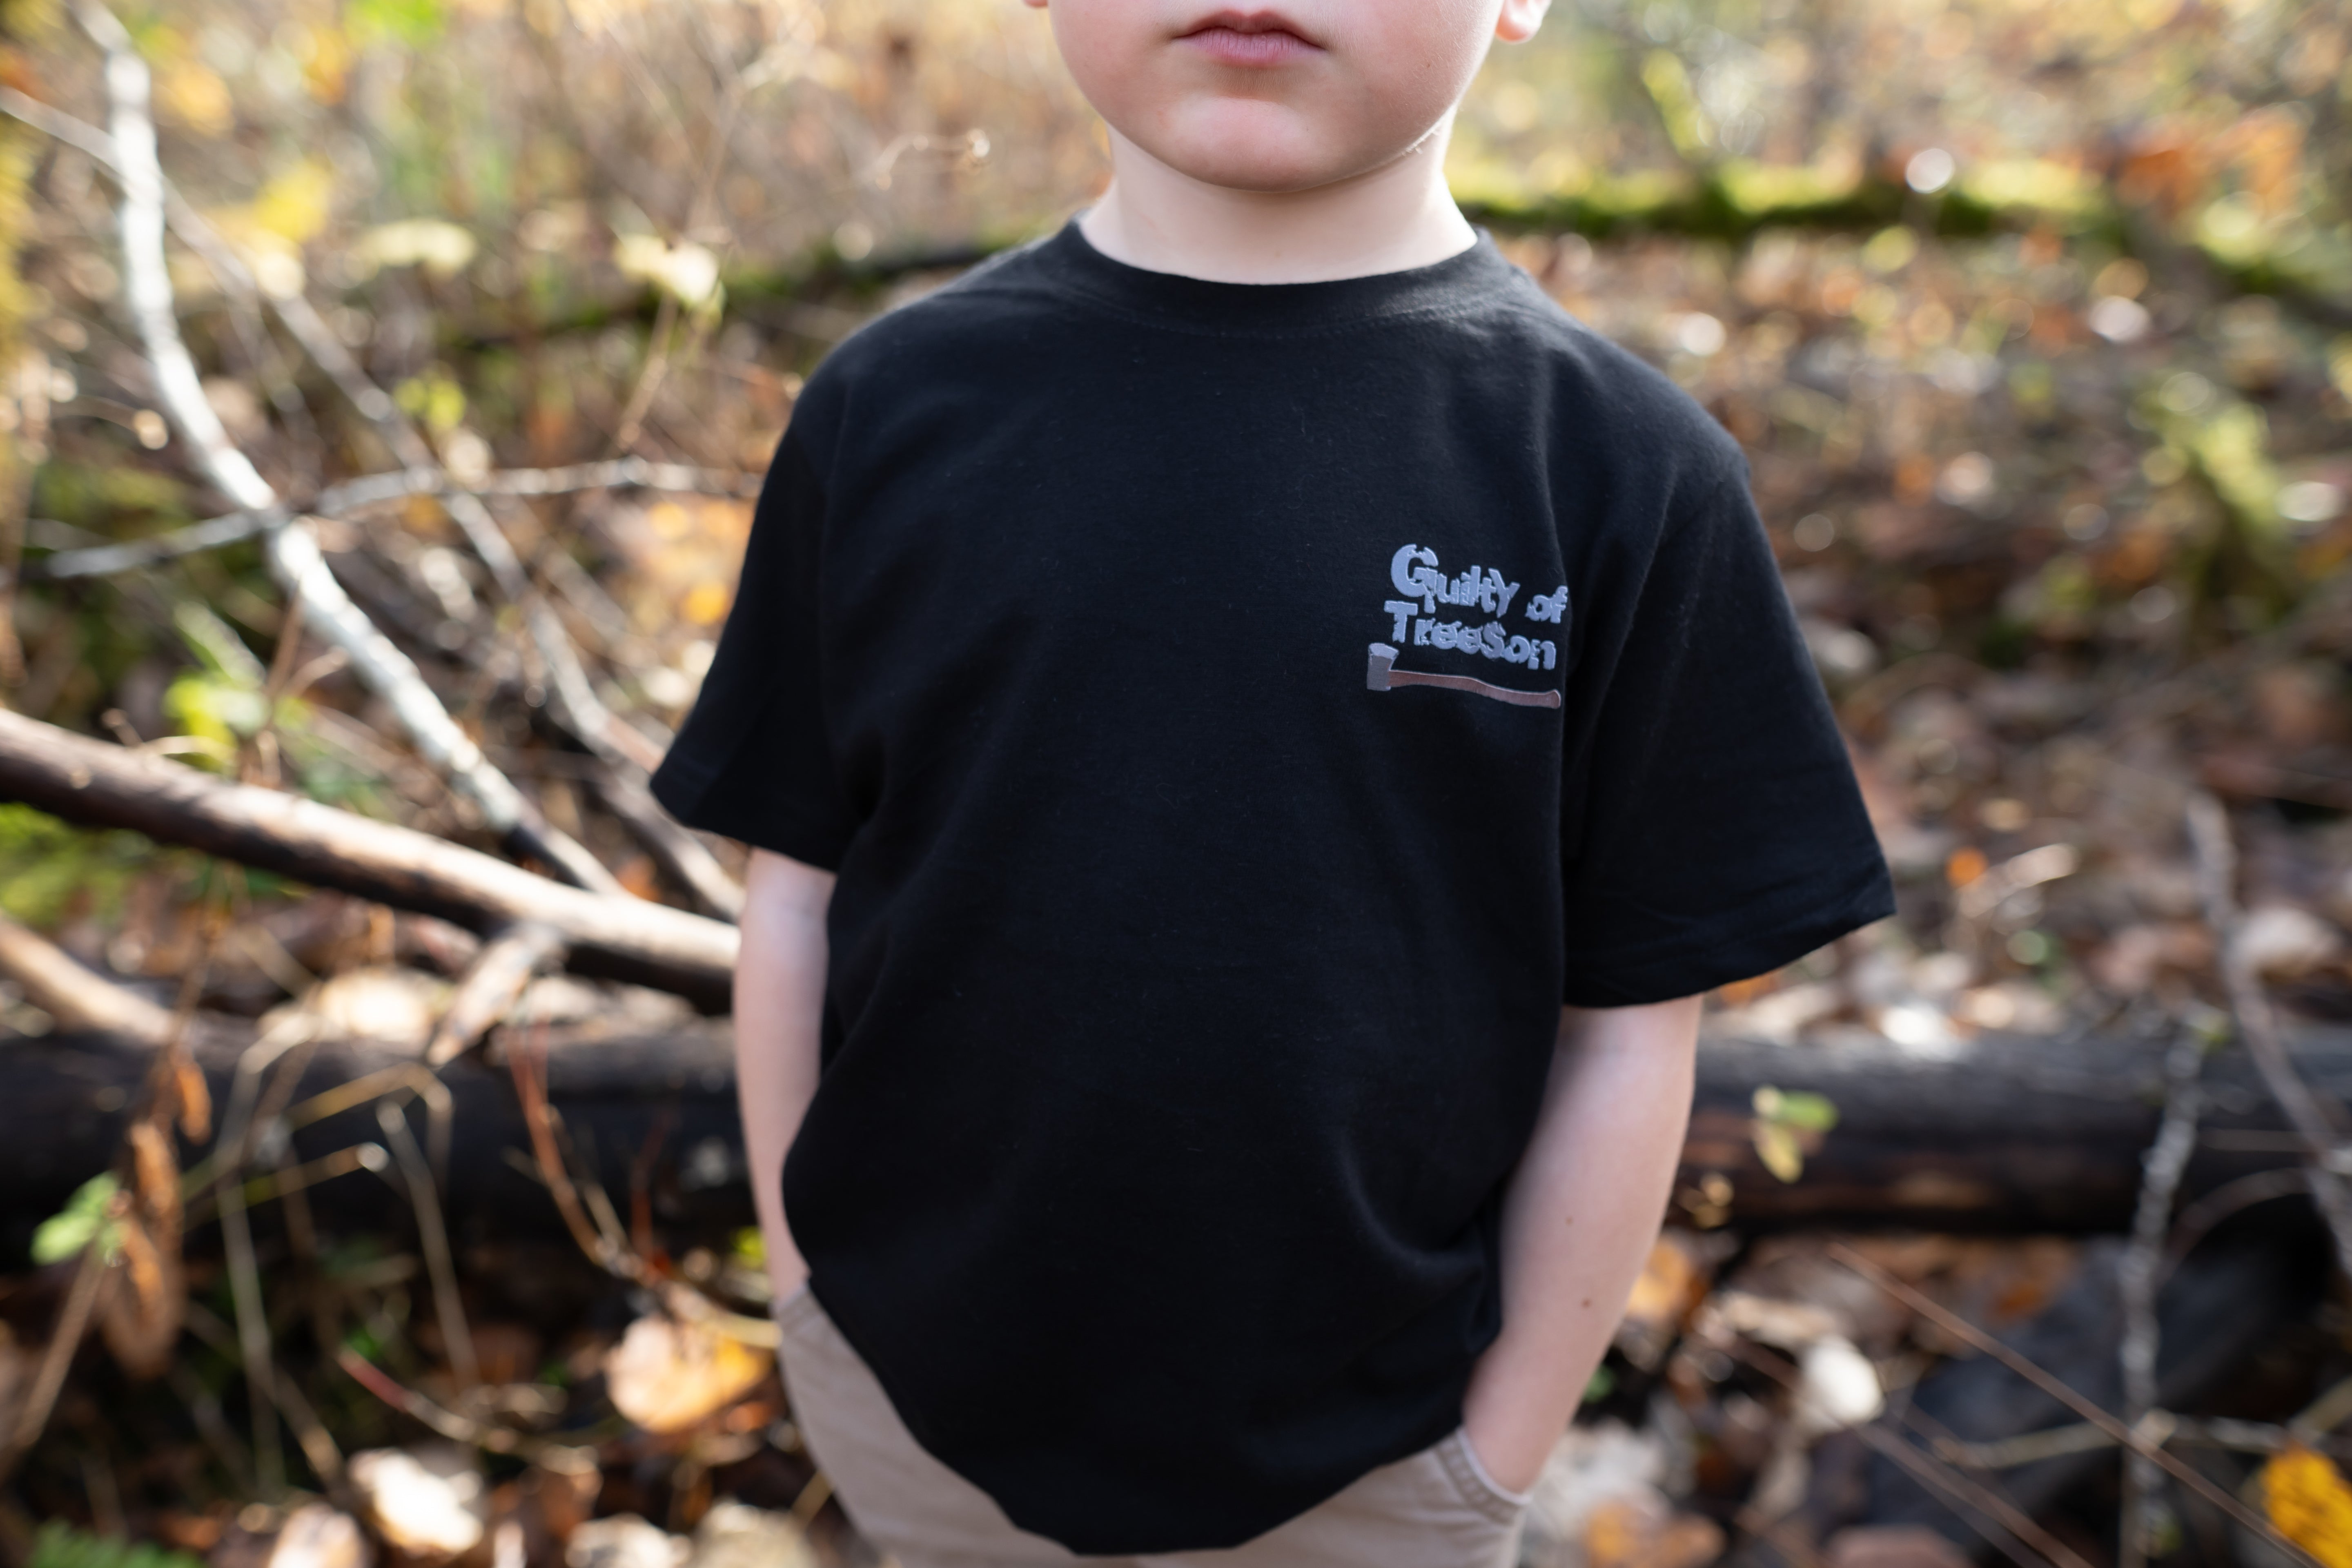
[1177,8,1323,65]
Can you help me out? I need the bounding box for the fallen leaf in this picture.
[566,1517,686,1568]
[349,1446,487,1561]
[2263,1443,2352,1568]
[603,1315,772,1434]
[689,1502,816,1568]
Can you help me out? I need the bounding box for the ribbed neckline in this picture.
[1028,217,1515,333]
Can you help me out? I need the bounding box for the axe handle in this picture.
[1384,668,1562,710]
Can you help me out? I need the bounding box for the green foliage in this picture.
[30,1173,122,1265]
[31,1526,203,1568]
[1751,1086,1839,1183]
[396,368,469,435]
[163,671,266,752]
[1753,1086,1838,1133]
[0,802,159,927]
[349,0,445,47]
[164,598,267,754]
[27,461,189,530]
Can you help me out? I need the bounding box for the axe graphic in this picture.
[1367,643,1562,710]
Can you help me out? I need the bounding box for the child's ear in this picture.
[1495,0,1550,43]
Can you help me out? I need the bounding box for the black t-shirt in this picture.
[652,223,1894,1553]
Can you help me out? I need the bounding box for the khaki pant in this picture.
[775,1285,1529,1568]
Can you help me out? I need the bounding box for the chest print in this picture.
[1368,543,1567,710]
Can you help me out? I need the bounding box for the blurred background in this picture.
[2,0,2352,1565]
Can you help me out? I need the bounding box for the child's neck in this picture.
[1078,120,1478,286]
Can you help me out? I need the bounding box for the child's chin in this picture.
[1143,117,1375,194]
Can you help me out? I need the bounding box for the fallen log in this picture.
[2,1022,2345,1256]
[1682,1029,2351,1232]
[0,710,735,1009]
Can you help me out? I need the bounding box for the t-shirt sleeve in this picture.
[1557,463,1894,1007]
[648,430,858,871]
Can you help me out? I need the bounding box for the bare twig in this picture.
[509,1028,622,1270]
[2164,1168,2313,1277]
[268,1361,346,1490]
[2185,791,2352,1274]
[1939,1414,2352,1468]
[506,1024,780,1346]
[2296,1376,2352,1441]
[213,1020,317,1498]
[589,768,745,920]
[376,1101,480,1395]
[1856,1422,2087,1568]
[278,1065,454,1187]
[0,1229,111,1482]
[335,1348,546,1457]
[0,912,174,1040]
[426,921,568,1066]
[177,1297,345,1490]
[2118,1027,2205,1568]
[1828,1243,2325,1568]
[185,1143,390,1227]
[68,0,620,893]
[31,459,760,580]
[614,290,686,455]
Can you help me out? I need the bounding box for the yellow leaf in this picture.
[157,62,234,136]
[251,159,338,245]
[284,22,355,103]
[1755,1119,1805,1183]
[2264,1444,2352,1568]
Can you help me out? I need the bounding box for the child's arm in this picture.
[1459,996,1702,1492]
[733,847,837,1304]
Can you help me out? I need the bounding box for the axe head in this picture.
[1366,642,1398,692]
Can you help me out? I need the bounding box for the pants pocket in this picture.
[771,1279,826,1346]
[1434,1428,1532,1526]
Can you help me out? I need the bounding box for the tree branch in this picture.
[2186,790,2352,1276]
[66,0,621,895]
[0,708,736,1005]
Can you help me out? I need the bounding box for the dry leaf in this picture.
[689,1502,817,1568]
[566,1517,686,1568]
[265,1505,373,1568]
[349,1446,489,1560]
[1581,1494,1724,1568]
[603,1315,772,1434]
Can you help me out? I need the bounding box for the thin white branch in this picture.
[2186,790,2352,1276]
[2117,1027,2203,1568]
[69,0,620,894]
[34,460,760,579]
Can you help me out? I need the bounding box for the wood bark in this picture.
[1683,1029,2350,1232]
[0,710,735,1007]
[4,1021,2345,1245]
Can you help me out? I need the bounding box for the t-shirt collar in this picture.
[1031,216,1515,332]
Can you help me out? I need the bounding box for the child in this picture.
[650,0,1894,1562]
